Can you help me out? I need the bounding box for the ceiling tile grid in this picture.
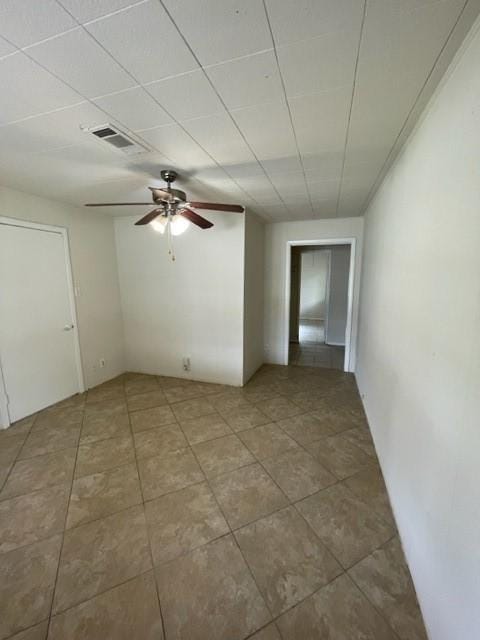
[0,0,477,221]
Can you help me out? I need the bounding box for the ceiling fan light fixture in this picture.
[170,215,190,236]
[150,217,167,234]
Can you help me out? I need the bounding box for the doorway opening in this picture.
[285,240,355,372]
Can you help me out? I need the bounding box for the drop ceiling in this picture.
[0,0,478,221]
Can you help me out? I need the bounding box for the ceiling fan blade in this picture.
[179,207,213,229]
[187,201,244,213]
[134,208,163,226]
[148,187,172,200]
[85,202,152,207]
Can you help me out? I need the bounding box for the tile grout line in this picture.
[123,374,168,640]
[45,398,85,637]
[173,408,281,627]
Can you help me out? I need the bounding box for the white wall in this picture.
[243,212,265,383]
[326,245,350,345]
[356,19,480,640]
[264,217,363,370]
[299,249,329,320]
[115,212,245,386]
[0,186,125,393]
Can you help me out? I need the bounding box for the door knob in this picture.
[63,324,74,331]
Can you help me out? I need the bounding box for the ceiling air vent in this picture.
[85,123,149,155]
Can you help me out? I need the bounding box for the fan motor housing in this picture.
[152,188,186,205]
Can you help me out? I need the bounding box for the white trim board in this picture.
[0,217,85,428]
[284,238,356,373]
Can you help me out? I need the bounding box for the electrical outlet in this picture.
[182,357,191,371]
[99,358,106,368]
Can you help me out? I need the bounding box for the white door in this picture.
[0,223,81,422]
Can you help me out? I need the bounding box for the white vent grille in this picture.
[86,124,149,155]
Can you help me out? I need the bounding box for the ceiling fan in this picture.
[85,169,244,234]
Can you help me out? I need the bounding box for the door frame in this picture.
[284,238,356,372]
[0,217,85,428]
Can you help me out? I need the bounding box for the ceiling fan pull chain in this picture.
[166,213,176,262]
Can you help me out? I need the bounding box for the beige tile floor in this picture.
[0,365,428,640]
[289,320,345,370]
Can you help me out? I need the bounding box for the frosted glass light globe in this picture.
[150,217,167,234]
[170,215,190,236]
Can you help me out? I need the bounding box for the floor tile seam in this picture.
[46,407,85,638]
[290,498,398,575]
[0,456,78,503]
[0,523,68,560]
[149,530,233,571]
[124,396,168,640]
[0,477,74,512]
[250,426,347,481]
[47,567,156,623]
[253,571,376,634]
[341,570,404,640]
[22,413,83,432]
[73,449,145,481]
[77,427,134,449]
[243,620,282,640]
[137,410,235,449]
[14,440,80,464]
[64,497,146,534]
[4,618,50,640]
[337,479,399,531]
[178,404,281,624]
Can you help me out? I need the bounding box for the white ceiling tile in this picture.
[302,152,343,181]
[145,70,225,121]
[27,28,136,99]
[342,0,465,201]
[162,0,272,65]
[182,113,256,164]
[205,50,283,109]
[58,0,142,23]
[337,181,372,217]
[284,202,316,219]
[86,0,199,83]
[0,36,16,58]
[265,0,364,45]
[310,201,338,218]
[0,141,138,204]
[342,159,384,186]
[0,53,82,125]
[234,175,281,204]
[289,86,351,154]
[0,0,77,47]
[270,171,306,190]
[278,31,358,97]
[261,156,303,176]
[306,178,340,202]
[225,162,265,179]
[137,124,215,170]
[0,102,111,154]
[252,203,289,218]
[94,87,172,131]
[231,100,297,160]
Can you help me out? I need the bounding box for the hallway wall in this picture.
[325,245,350,346]
[243,212,265,383]
[356,18,480,640]
[299,249,329,321]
